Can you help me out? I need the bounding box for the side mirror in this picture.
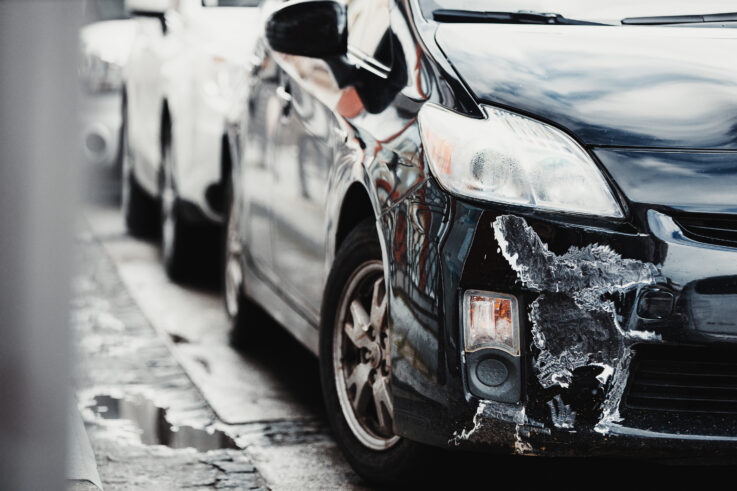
[265,0,347,58]
[125,0,169,16]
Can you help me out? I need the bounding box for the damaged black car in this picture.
[225,0,737,482]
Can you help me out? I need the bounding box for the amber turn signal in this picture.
[463,290,520,356]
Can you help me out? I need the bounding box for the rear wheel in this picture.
[121,103,157,238]
[319,219,427,485]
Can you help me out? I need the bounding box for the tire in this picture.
[160,133,195,282]
[319,219,428,486]
[222,176,250,345]
[121,103,158,238]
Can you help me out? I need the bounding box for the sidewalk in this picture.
[70,227,267,490]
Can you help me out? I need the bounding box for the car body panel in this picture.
[79,19,136,168]
[80,91,125,168]
[239,47,279,277]
[269,58,337,319]
[126,14,171,194]
[595,149,737,215]
[436,23,737,150]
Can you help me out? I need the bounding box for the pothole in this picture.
[88,394,237,451]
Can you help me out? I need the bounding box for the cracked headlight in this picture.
[418,103,623,218]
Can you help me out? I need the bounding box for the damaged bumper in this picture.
[388,179,737,459]
[463,400,737,462]
[461,208,737,456]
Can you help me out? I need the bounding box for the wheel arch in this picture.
[334,181,377,255]
[330,180,393,339]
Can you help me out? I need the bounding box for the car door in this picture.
[268,59,339,321]
[268,0,394,321]
[240,38,281,278]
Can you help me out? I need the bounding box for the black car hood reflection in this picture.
[435,24,737,150]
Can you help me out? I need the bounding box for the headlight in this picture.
[80,52,123,93]
[418,103,623,218]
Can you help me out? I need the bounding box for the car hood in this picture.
[435,24,737,150]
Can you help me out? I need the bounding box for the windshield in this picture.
[419,1,737,24]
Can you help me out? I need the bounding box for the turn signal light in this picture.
[463,290,519,356]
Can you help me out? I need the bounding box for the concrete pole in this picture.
[0,0,81,489]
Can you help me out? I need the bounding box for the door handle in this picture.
[276,85,292,117]
[333,125,348,143]
[248,53,264,76]
[276,85,292,103]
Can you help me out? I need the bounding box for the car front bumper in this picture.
[387,178,737,460]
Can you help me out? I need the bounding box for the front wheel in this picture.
[319,219,427,486]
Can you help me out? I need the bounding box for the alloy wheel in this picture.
[333,260,400,451]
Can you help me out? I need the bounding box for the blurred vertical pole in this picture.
[0,0,81,489]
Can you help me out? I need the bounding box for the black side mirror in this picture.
[265,0,347,58]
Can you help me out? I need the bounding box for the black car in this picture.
[224,0,737,482]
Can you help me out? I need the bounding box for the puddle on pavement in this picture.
[88,394,237,451]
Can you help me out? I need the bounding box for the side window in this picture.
[346,0,393,70]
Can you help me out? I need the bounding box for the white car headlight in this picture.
[418,103,623,218]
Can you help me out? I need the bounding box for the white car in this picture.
[79,1,135,171]
[122,0,262,280]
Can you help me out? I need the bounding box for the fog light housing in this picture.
[463,290,519,356]
[462,290,522,403]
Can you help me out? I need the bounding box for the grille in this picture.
[673,213,737,248]
[624,345,737,416]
